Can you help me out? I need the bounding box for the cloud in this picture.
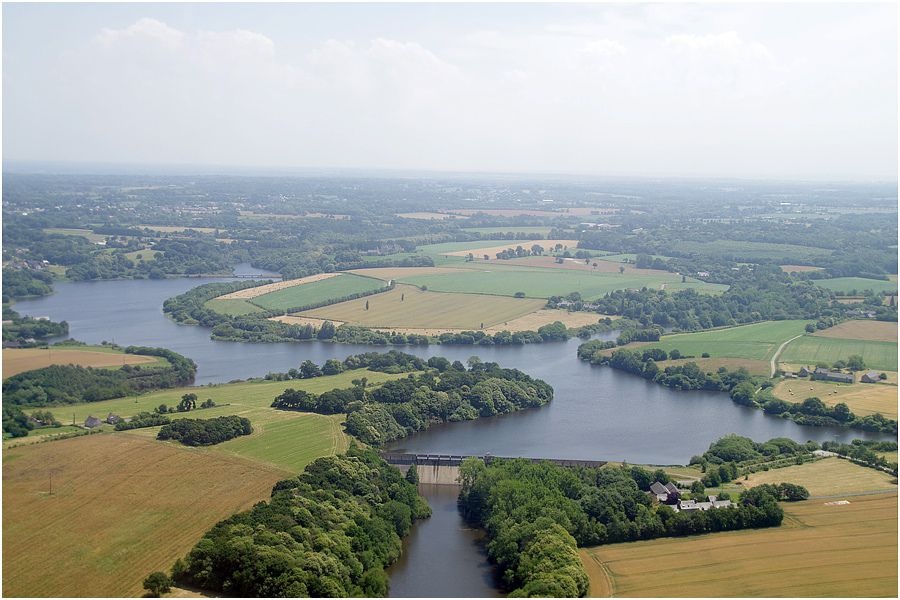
[94,17,184,50]
[666,31,773,61]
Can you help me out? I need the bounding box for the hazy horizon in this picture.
[4,3,897,180]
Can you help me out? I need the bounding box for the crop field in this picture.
[639,320,810,361]
[3,347,163,378]
[742,457,898,496]
[657,357,771,376]
[250,273,385,311]
[121,249,160,262]
[580,492,897,597]
[779,335,897,371]
[813,277,898,294]
[447,207,618,217]
[461,226,553,235]
[671,240,833,263]
[394,268,721,300]
[413,239,559,255]
[773,378,898,419]
[2,433,291,598]
[814,320,897,342]
[781,264,825,273]
[347,266,462,280]
[298,284,546,329]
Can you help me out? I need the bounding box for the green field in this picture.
[122,249,160,263]
[779,335,898,371]
[204,297,265,316]
[300,284,546,329]
[641,320,810,361]
[414,240,554,255]
[395,268,725,300]
[43,227,107,243]
[250,273,385,311]
[813,277,898,294]
[671,240,833,263]
[460,227,554,236]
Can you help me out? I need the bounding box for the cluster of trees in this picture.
[2,346,196,406]
[579,345,897,434]
[2,267,54,301]
[588,270,840,332]
[492,244,551,260]
[114,412,172,431]
[269,353,553,445]
[2,307,69,345]
[168,447,430,596]
[688,435,820,486]
[157,415,251,446]
[2,406,61,437]
[458,458,786,597]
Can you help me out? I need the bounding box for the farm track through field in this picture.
[771,334,804,376]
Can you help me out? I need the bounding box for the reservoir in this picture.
[12,271,894,596]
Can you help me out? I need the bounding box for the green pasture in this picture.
[671,240,832,263]
[121,249,160,263]
[395,268,725,300]
[43,228,107,243]
[813,277,898,294]
[779,336,898,372]
[251,273,385,311]
[641,320,811,361]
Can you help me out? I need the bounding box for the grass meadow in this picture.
[779,335,897,371]
[742,457,897,496]
[395,268,721,299]
[640,320,810,361]
[580,492,897,597]
[813,277,898,294]
[670,240,833,263]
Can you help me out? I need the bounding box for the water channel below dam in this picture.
[12,268,892,596]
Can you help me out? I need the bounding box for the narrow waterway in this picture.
[10,272,894,597]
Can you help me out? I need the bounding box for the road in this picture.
[770,334,804,377]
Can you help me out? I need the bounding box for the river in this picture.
[10,269,893,596]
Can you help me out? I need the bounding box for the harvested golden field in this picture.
[837,296,866,304]
[505,255,670,275]
[773,378,898,419]
[297,284,545,330]
[272,314,343,327]
[814,319,898,342]
[741,457,897,496]
[580,492,897,597]
[440,239,579,257]
[485,308,606,332]
[780,264,824,273]
[3,347,160,378]
[347,266,463,280]
[2,434,290,598]
[217,272,337,299]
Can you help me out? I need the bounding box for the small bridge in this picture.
[380,452,607,485]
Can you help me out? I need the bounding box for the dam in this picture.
[380,452,607,485]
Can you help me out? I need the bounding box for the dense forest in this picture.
[2,346,196,406]
[169,447,430,596]
[270,352,553,445]
[458,456,789,597]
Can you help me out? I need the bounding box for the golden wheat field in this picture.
[580,492,897,597]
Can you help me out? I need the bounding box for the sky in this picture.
[3,3,897,180]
